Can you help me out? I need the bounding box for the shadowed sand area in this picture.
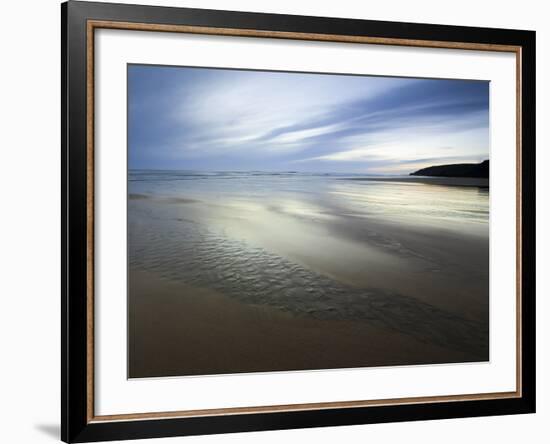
[128,171,489,378]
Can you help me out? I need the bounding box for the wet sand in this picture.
[128,172,489,377]
[216,200,489,323]
[129,270,478,378]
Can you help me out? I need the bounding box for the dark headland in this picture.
[411,160,489,178]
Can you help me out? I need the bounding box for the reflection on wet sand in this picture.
[128,171,489,378]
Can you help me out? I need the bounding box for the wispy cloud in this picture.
[128,66,489,174]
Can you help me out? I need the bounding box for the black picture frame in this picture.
[62,1,536,442]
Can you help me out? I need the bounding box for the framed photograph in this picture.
[61,1,536,442]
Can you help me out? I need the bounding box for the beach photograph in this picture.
[127,65,490,378]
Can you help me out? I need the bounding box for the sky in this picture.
[128,64,489,174]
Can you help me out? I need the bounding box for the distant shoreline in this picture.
[128,169,490,187]
[343,176,489,187]
[410,160,489,179]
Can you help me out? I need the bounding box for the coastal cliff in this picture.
[411,160,489,178]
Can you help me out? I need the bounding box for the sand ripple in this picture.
[129,202,488,360]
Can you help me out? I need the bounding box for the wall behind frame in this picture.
[0,0,547,443]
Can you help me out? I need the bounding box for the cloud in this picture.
[128,65,489,174]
